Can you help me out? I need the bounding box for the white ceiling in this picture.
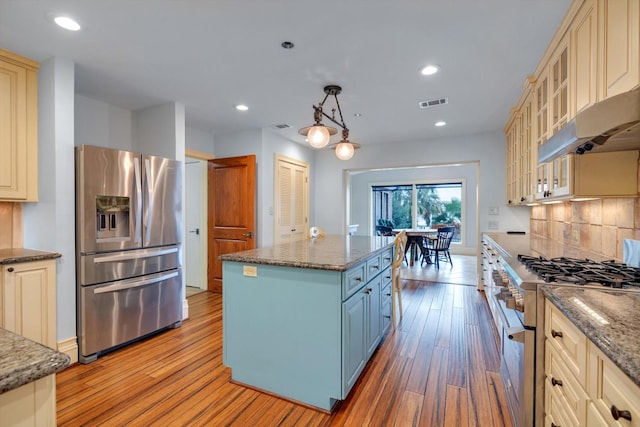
[0,0,572,148]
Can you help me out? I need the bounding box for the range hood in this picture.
[538,87,640,163]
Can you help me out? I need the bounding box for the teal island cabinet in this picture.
[220,235,394,411]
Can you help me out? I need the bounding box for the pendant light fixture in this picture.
[299,85,360,159]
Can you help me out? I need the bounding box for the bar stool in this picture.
[391,230,407,330]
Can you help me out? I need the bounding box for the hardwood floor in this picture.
[56,280,512,426]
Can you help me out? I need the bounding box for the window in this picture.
[372,182,463,243]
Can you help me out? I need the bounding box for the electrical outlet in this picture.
[488,220,499,230]
[572,229,580,245]
[489,206,499,215]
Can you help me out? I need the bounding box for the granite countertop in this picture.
[0,329,70,394]
[219,235,395,271]
[0,248,61,265]
[541,285,640,388]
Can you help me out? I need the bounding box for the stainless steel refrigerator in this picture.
[75,145,183,363]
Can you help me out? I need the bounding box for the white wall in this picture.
[23,57,77,343]
[349,163,479,250]
[75,95,133,150]
[313,131,530,249]
[133,102,183,160]
[186,126,214,153]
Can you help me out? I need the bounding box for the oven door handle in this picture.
[506,326,525,343]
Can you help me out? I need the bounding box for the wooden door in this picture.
[207,155,256,293]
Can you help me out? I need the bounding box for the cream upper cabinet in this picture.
[505,79,536,206]
[597,0,640,100]
[505,110,519,205]
[571,0,598,114]
[0,48,39,202]
[508,0,640,204]
[1,260,57,349]
[535,37,571,202]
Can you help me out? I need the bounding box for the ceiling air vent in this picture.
[273,123,292,129]
[418,97,448,109]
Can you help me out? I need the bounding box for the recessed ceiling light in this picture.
[281,41,294,49]
[420,65,439,76]
[54,16,81,31]
[435,121,446,127]
[235,104,249,111]
[353,113,362,117]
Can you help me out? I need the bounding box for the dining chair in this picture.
[375,225,394,236]
[425,226,455,269]
[391,230,407,330]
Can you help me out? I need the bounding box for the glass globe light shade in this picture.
[307,126,331,148]
[335,142,355,160]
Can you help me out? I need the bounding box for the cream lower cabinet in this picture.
[544,300,640,426]
[0,259,58,427]
[0,376,56,427]
[1,260,57,348]
[588,344,640,426]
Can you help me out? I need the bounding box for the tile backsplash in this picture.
[531,198,640,261]
[0,202,22,248]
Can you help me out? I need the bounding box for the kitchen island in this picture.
[220,235,394,411]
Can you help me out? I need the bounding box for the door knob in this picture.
[188,228,200,235]
[241,231,253,238]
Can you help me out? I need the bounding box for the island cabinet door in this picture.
[366,275,382,358]
[342,289,367,397]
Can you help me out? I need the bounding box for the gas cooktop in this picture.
[517,255,640,289]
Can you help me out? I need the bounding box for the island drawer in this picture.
[344,262,367,300]
[380,248,393,270]
[380,265,392,288]
[366,254,383,279]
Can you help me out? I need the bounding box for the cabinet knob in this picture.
[551,423,560,427]
[611,405,632,421]
[551,377,563,387]
[7,267,14,272]
[551,329,563,338]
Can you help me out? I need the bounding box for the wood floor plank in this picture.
[485,371,514,427]
[447,306,467,387]
[393,390,424,426]
[405,304,440,394]
[418,346,448,426]
[465,324,496,427]
[57,280,514,427]
[444,385,469,427]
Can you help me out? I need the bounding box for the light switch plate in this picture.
[488,206,499,215]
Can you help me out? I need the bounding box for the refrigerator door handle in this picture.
[93,247,179,264]
[94,271,179,294]
[133,157,142,244]
[144,158,154,245]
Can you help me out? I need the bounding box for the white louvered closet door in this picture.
[275,155,309,244]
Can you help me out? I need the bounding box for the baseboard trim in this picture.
[58,337,78,365]
[182,298,190,320]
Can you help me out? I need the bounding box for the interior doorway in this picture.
[185,157,207,295]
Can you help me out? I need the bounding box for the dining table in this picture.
[392,228,437,266]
